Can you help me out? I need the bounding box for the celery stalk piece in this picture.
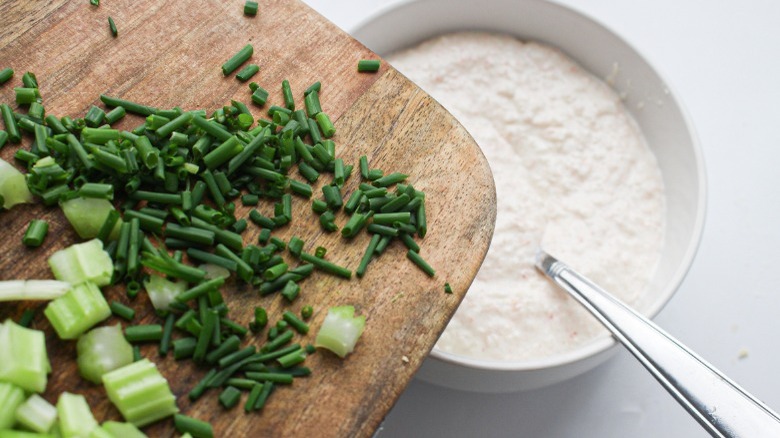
[0,320,49,393]
[143,274,187,312]
[87,427,113,438]
[77,325,133,384]
[101,421,148,438]
[0,381,25,429]
[48,239,113,287]
[57,392,98,438]
[44,282,111,340]
[0,431,56,438]
[0,280,71,301]
[0,158,33,209]
[314,305,366,358]
[102,359,178,427]
[15,394,57,433]
[60,197,121,240]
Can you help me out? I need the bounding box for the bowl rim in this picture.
[351,0,708,373]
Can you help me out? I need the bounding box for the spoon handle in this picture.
[536,250,780,438]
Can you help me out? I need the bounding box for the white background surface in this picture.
[302,1,780,436]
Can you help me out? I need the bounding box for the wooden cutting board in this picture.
[0,1,496,436]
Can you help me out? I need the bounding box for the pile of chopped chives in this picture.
[0,52,437,431]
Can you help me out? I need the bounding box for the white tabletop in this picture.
[302,1,780,436]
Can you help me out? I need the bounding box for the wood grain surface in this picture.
[0,1,495,436]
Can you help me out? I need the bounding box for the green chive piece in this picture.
[406,249,435,277]
[358,59,381,72]
[281,80,295,110]
[444,282,453,294]
[236,64,259,82]
[301,305,313,320]
[125,324,164,343]
[222,44,254,76]
[219,386,242,410]
[300,252,351,279]
[0,68,13,85]
[356,234,381,278]
[244,0,258,16]
[173,414,214,438]
[108,16,117,37]
[22,219,48,247]
[100,94,158,116]
[282,311,309,334]
[109,301,135,321]
[280,280,300,302]
[314,112,335,138]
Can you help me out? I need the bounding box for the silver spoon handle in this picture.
[536,250,780,438]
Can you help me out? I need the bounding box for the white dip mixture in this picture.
[388,32,665,361]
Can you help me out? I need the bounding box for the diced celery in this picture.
[86,428,112,438]
[56,392,98,438]
[0,430,55,438]
[44,282,111,340]
[60,198,120,240]
[0,280,71,302]
[314,305,366,358]
[15,394,57,433]
[0,320,49,393]
[48,239,113,287]
[100,421,147,438]
[0,158,33,210]
[102,359,178,427]
[143,275,187,312]
[0,381,25,429]
[77,325,133,384]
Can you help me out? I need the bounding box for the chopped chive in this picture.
[356,234,381,278]
[159,313,175,356]
[236,64,259,82]
[244,0,258,16]
[282,311,309,334]
[245,383,262,412]
[372,172,408,187]
[108,16,117,37]
[281,79,295,110]
[245,372,293,385]
[0,68,13,85]
[280,280,300,302]
[22,219,48,247]
[100,95,158,117]
[301,305,313,320]
[109,301,135,321]
[406,249,435,277]
[300,252,351,279]
[358,59,381,72]
[125,324,164,343]
[314,112,335,138]
[222,44,254,76]
[444,282,453,294]
[288,179,312,198]
[219,386,242,409]
[304,90,322,117]
[173,414,214,438]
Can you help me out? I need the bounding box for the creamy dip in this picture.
[388,32,665,361]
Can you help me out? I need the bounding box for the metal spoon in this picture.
[535,250,780,438]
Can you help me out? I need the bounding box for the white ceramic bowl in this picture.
[352,0,707,392]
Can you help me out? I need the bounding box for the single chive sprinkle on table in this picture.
[22,219,48,247]
[444,282,453,294]
[108,17,117,37]
[236,64,259,82]
[244,0,259,16]
[357,59,381,72]
[222,44,254,76]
